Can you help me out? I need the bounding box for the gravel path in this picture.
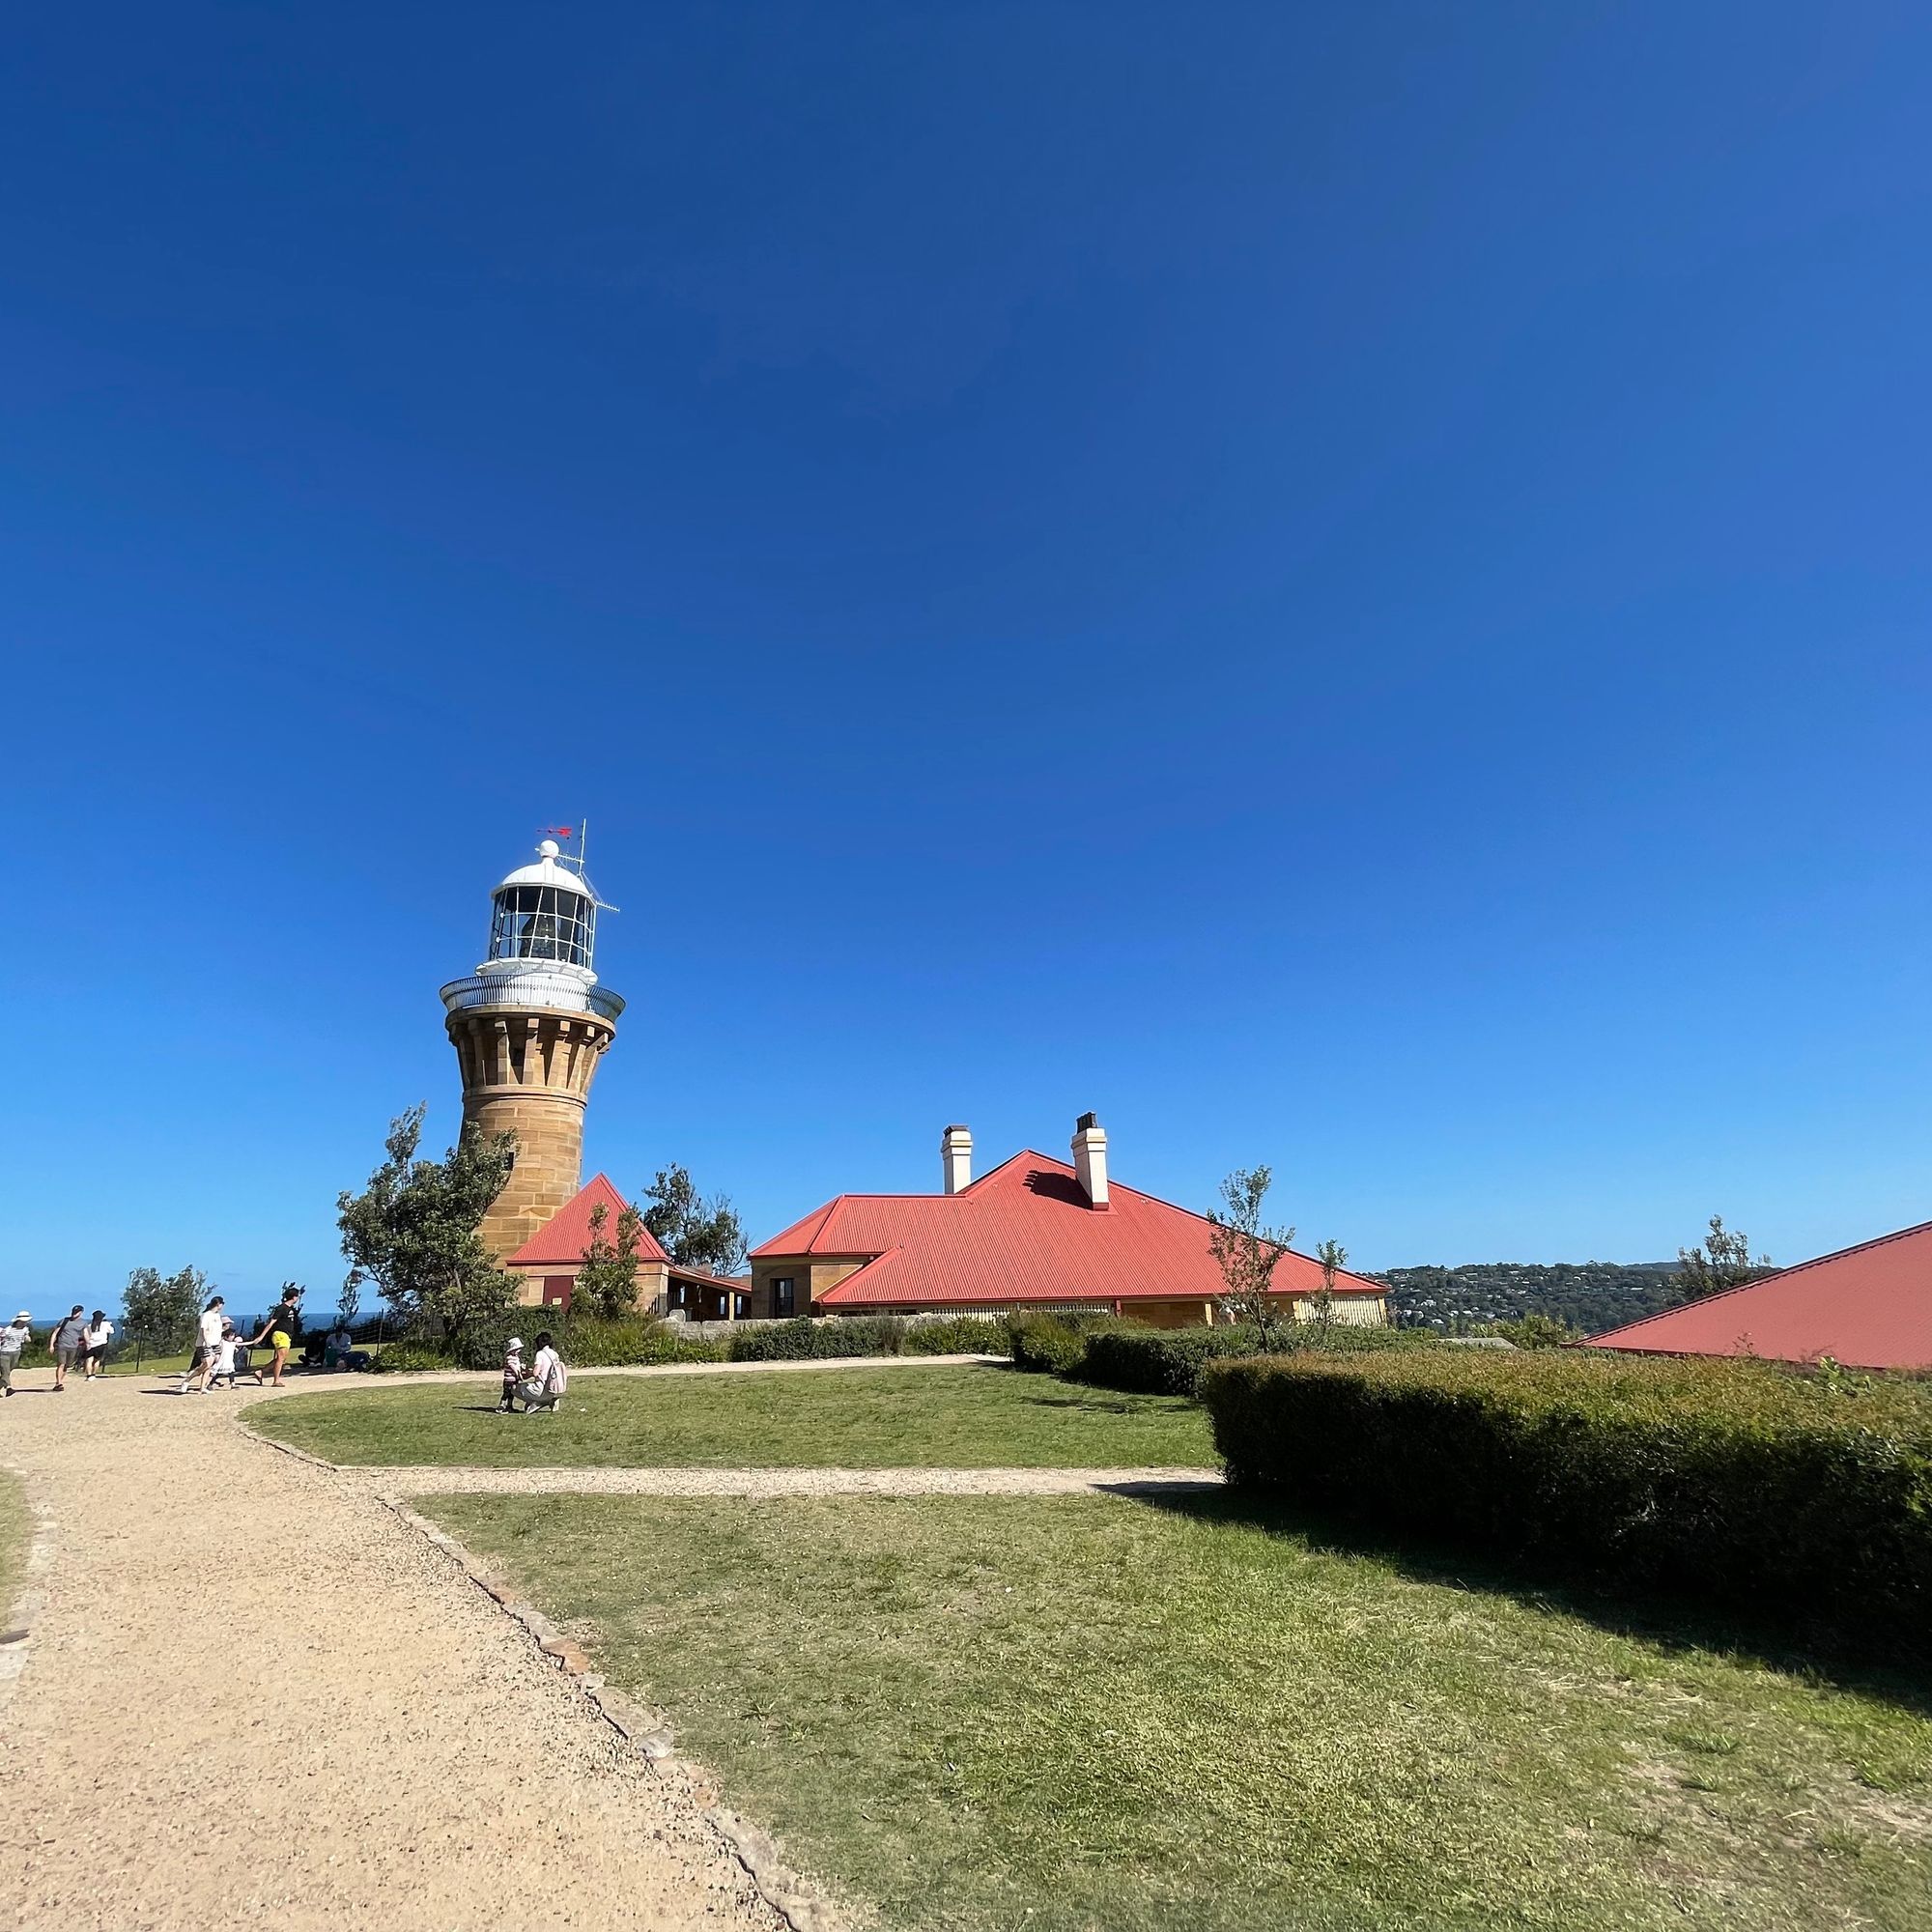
[271,1351,1003,1395]
[0,1375,790,1932]
[342,1463,1225,1499]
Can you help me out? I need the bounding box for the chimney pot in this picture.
[941,1123,973,1195]
[1070,1113,1110,1209]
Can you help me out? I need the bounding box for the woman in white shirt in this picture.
[179,1295,227,1394]
[82,1311,115,1381]
[519,1331,567,1414]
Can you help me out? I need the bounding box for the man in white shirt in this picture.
[179,1296,227,1394]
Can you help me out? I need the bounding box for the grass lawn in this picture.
[0,1471,28,1619]
[426,1491,1932,1932]
[250,1364,1214,1468]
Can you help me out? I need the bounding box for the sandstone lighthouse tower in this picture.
[440,837,624,1261]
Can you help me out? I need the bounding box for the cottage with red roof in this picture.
[1584,1218,1932,1371]
[744,1114,1388,1327]
[503,1172,751,1319]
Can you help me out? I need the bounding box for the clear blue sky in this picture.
[5,5,1929,1318]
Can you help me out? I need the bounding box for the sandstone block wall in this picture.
[445,1006,616,1261]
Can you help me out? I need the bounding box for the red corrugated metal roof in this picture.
[751,1150,1384,1309]
[505,1174,671,1268]
[1583,1218,1932,1370]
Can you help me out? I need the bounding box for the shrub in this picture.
[900,1316,1011,1356]
[728,1317,907,1362]
[439,1315,724,1371]
[368,1339,455,1375]
[1008,1310,1114,1376]
[1202,1350,1932,1641]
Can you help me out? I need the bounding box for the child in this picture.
[497,1336,525,1413]
[208,1321,241,1390]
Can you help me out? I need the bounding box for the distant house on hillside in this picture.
[504,1173,750,1319]
[1583,1218,1932,1371]
[744,1114,1388,1327]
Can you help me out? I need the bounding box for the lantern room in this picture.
[487,839,597,970]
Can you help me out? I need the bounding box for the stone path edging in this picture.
[384,1492,842,1932]
[0,1460,57,1709]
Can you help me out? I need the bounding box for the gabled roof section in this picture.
[1583,1218,1932,1370]
[505,1173,670,1269]
[753,1151,1385,1309]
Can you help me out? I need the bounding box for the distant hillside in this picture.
[1375,1262,1688,1337]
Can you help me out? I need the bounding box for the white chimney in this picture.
[1071,1112,1109,1209]
[941,1123,973,1195]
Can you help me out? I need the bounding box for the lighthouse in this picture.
[440,838,624,1261]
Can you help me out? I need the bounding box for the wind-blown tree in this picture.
[640,1164,748,1276]
[577,1199,646,1320]
[1677,1215,1773,1302]
[122,1264,206,1368]
[337,1104,518,1336]
[1208,1166,1297,1349]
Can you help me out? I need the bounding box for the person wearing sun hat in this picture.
[0,1311,30,1395]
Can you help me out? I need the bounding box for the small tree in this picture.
[122,1264,205,1369]
[1309,1238,1347,1337]
[1208,1166,1297,1349]
[576,1200,646,1320]
[337,1104,519,1337]
[1677,1215,1772,1302]
[640,1164,747,1276]
[1493,1311,1575,1349]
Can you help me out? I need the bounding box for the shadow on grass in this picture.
[1132,1485,1932,1714]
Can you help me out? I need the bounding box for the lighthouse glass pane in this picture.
[489,887,590,966]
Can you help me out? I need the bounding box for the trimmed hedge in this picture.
[371,1313,1011,1373]
[376,1317,726,1373]
[727,1317,907,1362]
[1079,1322,1439,1398]
[1203,1350,1932,1640]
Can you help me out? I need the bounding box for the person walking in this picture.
[179,1295,227,1394]
[250,1285,303,1388]
[48,1306,88,1391]
[0,1312,29,1397]
[81,1310,115,1381]
[207,1320,251,1391]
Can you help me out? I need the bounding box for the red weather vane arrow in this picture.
[539,824,575,839]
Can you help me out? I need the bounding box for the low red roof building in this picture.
[745,1115,1388,1327]
[505,1173,751,1320]
[1583,1218,1932,1371]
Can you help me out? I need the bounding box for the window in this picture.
[489,885,594,967]
[774,1277,795,1316]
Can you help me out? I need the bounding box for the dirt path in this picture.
[0,1376,788,1932]
[266,1350,1004,1395]
[338,1463,1224,1499]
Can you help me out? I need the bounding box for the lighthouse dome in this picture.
[494,838,589,896]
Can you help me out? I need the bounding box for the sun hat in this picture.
[14,1311,28,1322]
[507,1336,523,1350]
